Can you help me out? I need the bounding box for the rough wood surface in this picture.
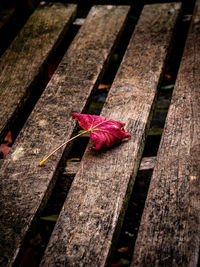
[131,2,200,266]
[40,3,181,266]
[0,5,130,266]
[65,156,156,175]
[0,2,77,143]
[139,156,156,170]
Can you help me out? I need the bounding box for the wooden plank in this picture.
[0,0,38,56]
[131,2,200,266]
[0,2,77,143]
[0,5,130,266]
[73,18,85,26]
[40,3,182,266]
[139,156,156,170]
[64,156,156,176]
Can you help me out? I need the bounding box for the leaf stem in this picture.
[38,129,90,166]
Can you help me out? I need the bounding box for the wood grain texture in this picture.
[139,156,156,170]
[0,2,77,143]
[131,3,200,266]
[0,5,130,266]
[40,3,181,266]
[64,156,156,175]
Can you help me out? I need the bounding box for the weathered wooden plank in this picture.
[131,2,200,266]
[0,1,38,56]
[0,5,130,266]
[0,2,77,143]
[40,3,182,266]
[64,156,156,176]
[139,156,156,170]
[73,18,85,26]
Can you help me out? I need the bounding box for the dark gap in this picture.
[109,170,152,266]
[110,4,194,267]
[143,9,192,157]
[142,135,162,157]
[144,0,196,14]
[49,0,143,18]
[15,7,140,267]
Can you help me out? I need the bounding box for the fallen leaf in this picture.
[0,131,12,159]
[71,113,131,150]
[48,63,58,78]
[20,247,39,267]
[4,130,12,144]
[117,247,129,253]
[39,114,131,165]
[164,73,172,80]
[98,84,110,91]
[66,158,80,162]
[161,84,174,90]
[0,144,10,159]
[40,214,58,222]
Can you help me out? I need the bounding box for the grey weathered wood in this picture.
[40,3,181,266]
[0,2,77,143]
[131,2,200,266]
[0,5,130,266]
[73,18,85,26]
[139,156,156,170]
[64,156,156,175]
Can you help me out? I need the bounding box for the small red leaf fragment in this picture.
[164,73,172,80]
[4,131,12,144]
[0,144,10,159]
[71,113,131,150]
[20,247,39,267]
[0,131,12,159]
[48,63,58,78]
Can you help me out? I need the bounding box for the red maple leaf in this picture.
[71,113,131,150]
[39,114,131,166]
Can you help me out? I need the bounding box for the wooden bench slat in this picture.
[40,3,182,266]
[0,5,130,266]
[64,156,156,176]
[0,2,77,143]
[60,156,155,188]
[131,2,200,266]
